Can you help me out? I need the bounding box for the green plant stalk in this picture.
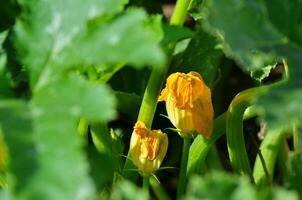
[150,176,171,200]
[122,0,192,179]
[177,137,191,200]
[277,139,290,182]
[187,106,260,176]
[138,0,192,127]
[253,130,284,186]
[206,143,224,171]
[226,87,268,181]
[187,113,226,175]
[170,0,192,26]
[143,176,150,192]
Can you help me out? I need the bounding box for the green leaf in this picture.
[263,0,302,46]
[286,153,302,196]
[57,10,165,71]
[15,0,127,86]
[172,27,223,87]
[201,0,302,131]
[185,172,298,200]
[33,74,117,121]
[250,65,276,82]
[161,23,193,46]
[14,0,165,88]
[86,146,116,191]
[0,100,34,193]
[0,74,117,199]
[201,0,284,71]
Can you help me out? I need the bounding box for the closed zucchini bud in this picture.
[130,121,168,175]
[158,71,214,138]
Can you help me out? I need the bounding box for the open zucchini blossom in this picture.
[130,121,168,175]
[158,71,214,138]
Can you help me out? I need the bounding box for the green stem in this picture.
[177,137,191,200]
[226,87,268,181]
[137,0,192,127]
[253,130,284,186]
[187,106,260,176]
[137,67,169,128]
[293,124,299,155]
[143,176,150,192]
[123,0,192,179]
[277,139,290,182]
[187,113,226,175]
[170,0,192,26]
[150,176,171,200]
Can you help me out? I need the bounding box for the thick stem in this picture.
[177,137,191,200]
[170,0,192,26]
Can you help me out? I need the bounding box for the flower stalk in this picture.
[177,137,191,200]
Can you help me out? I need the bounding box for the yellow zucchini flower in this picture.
[130,121,168,175]
[158,71,214,138]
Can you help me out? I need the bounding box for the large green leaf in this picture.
[201,0,284,71]
[200,0,302,131]
[14,0,165,88]
[172,27,223,87]
[0,74,117,199]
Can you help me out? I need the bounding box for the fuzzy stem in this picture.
[177,137,191,200]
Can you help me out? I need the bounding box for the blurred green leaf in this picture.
[14,0,165,88]
[86,146,116,191]
[161,24,193,46]
[0,0,20,31]
[0,74,117,199]
[91,124,112,154]
[287,153,302,196]
[264,0,302,46]
[110,180,149,200]
[57,10,165,71]
[185,172,298,200]
[0,31,12,99]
